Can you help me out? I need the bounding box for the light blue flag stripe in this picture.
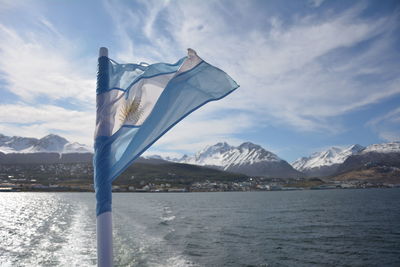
[94,56,239,216]
[100,57,186,94]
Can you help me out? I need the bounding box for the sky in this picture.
[0,0,399,162]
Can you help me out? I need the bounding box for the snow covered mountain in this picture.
[177,142,279,167]
[167,142,302,178]
[292,144,365,170]
[336,141,400,176]
[361,142,400,154]
[0,134,92,154]
[291,144,365,177]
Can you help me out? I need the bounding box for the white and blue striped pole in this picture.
[95,47,113,267]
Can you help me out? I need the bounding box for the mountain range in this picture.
[159,142,302,178]
[0,134,92,154]
[150,141,400,179]
[1,133,399,181]
[291,142,400,177]
[291,144,365,177]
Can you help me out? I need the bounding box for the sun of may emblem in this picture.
[119,93,144,125]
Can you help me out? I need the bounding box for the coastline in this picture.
[1,184,399,193]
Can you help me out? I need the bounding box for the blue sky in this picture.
[0,0,399,162]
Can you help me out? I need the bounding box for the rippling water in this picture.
[1,189,399,266]
[0,193,96,266]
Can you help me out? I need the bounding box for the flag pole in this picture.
[96,47,113,267]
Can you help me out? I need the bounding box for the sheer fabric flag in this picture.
[94,49,239,215]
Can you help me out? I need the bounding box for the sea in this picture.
[0,189,399,267]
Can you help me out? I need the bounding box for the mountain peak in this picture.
[0,133,92,154]
[40,134,69,143]
[164,141,300,177]
[210,142,232,150]
[210,141,232,151]
[348,144,364,152]
[238,142,262,150]
[292,144,365,173]
[32,134,69,153]
[216,141,229,146]
[362,142,400,154]
[42,133,66,138]
[171,141,283,169]
[196,142,233,158]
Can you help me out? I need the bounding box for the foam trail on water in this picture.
[57,201,97,266]
[112,201,198,266]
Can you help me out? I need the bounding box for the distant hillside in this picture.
[0,152,175,165]
[333,166,400,184]
[0,153,247,188]
[0,152,93,164]
[115,162,248,187]
[331,143,400,184]
[336,152,400,174]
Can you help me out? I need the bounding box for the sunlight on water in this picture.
[0,193,96,266]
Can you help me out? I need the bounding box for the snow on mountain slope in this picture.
[164,141,301,178]
[177,142,281,170]
[63,142,92,153]
[361,142,400,154]
[292,144,365,172]
[0,134,38,152]
[0,134,92,154]
[27,134,69,153]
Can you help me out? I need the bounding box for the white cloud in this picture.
[168,2,399,131]
[367,107,400,142]
[101,1,400,153]
[103,0,181,63]
[309,0,325,8]
[150,107,255,152]
[0,0,28,11]
[0,104,94,145]
[0,23,95,104]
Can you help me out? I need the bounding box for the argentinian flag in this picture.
[94,49,239,215]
